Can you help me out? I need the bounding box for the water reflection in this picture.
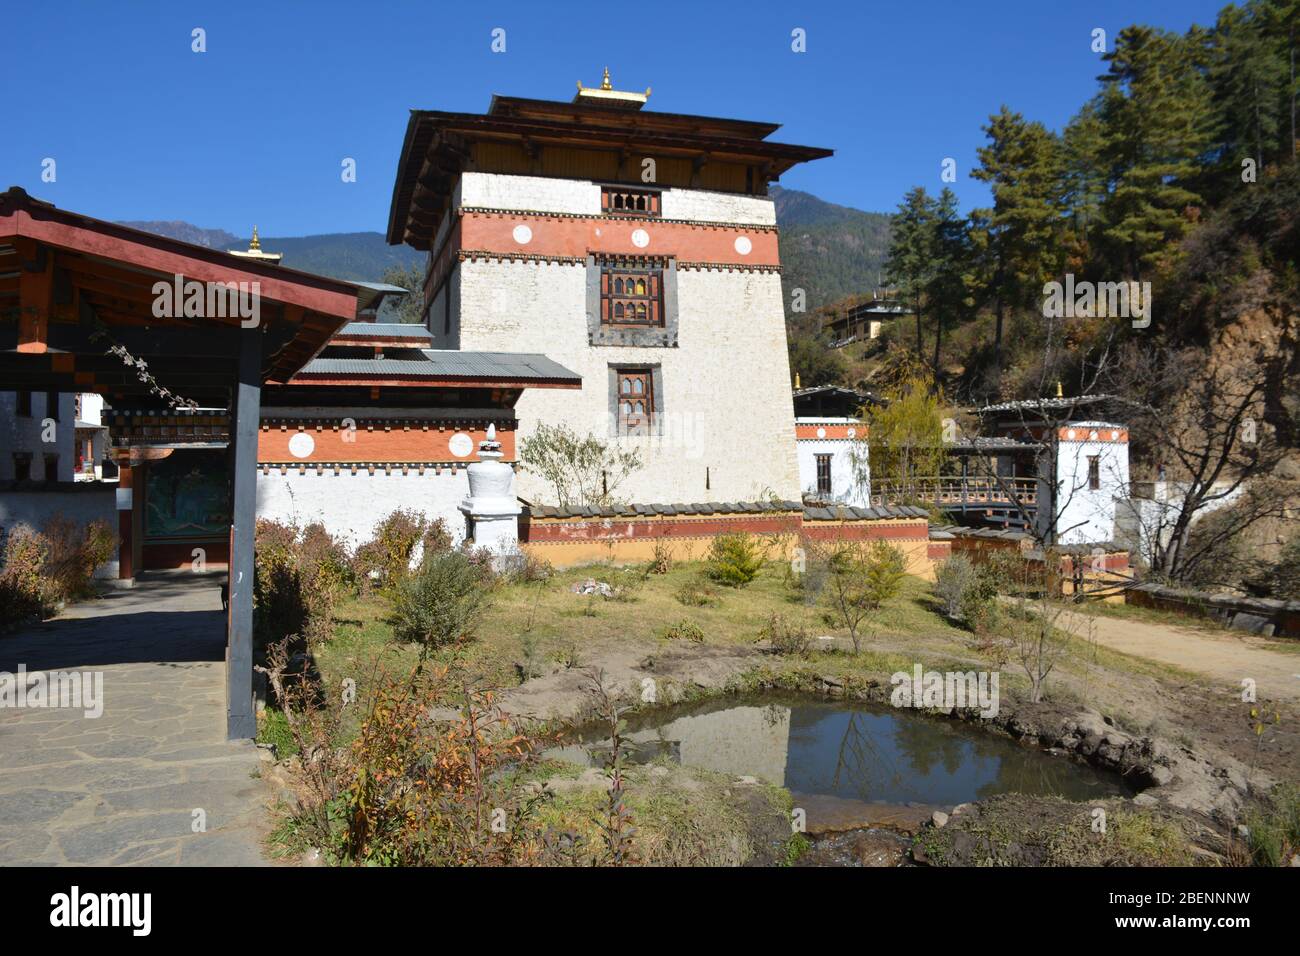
[553,694,1132,804]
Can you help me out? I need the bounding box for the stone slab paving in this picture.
[0,576,274,866]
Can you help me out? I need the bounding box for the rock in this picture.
[1133,793,1159,807]
[1290,854,1300,867]
[910,843,929,864]
[931,811,949,828]
[1229,611,1275,636]
[820,674,844,688]
[950,803,974,818]
[1149,766,1175,786]
[736,775,759,785]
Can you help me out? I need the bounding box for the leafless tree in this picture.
[1106,344,1288,584]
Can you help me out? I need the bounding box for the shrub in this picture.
[758,612,813,657]
[0,526,52,629]
[1241,785,1300,866]
[352,510,447,591]
[0,517,118,631]
[267,650,553,866]
[506,551,553,585]
[646,537,674,575]
[606,565,648,602]
[253,520,352,648]
[392,550,493,651]
[934,553,999,629]
[661,618,705,643]
[704,533,767,587]
[821,540,907,654]
[675,578,719,607]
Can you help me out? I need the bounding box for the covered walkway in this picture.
[0,576,272,865]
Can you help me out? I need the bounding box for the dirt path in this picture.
[1071,612,1300,703]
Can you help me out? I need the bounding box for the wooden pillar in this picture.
[116,461,134,582]
[226,329,260,739]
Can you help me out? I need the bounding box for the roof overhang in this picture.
[387,99,833,248]
[0,187,369,393]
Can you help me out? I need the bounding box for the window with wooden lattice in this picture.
[615,368,654,430]
[599,258,664,327]
[601,186,660,217]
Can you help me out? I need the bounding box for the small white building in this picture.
[1040,421,1130,545]
[792,385,870,506]
[968,395,1131,546]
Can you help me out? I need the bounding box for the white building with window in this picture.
[792,385,870,505]
[0,389,79,482]
[386,75,832,505]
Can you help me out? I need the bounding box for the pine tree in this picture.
[971,106,1067,375]
[1097,26,1216,279]
[884,186,937,364]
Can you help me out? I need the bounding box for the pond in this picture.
[550,693,1135,807]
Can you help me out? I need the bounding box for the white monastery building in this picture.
[387,72,833,505]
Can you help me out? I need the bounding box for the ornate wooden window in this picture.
[1087,455,1100,491]
[616,368,654,430]
[601,186,660,217]
[600,258,663,327]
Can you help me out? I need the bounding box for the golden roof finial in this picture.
[229,225,282,264]
[574,68,650,109]
[794,372,802,390]
[1055,381,1064,399]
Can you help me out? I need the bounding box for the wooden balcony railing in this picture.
[871,476,1038,508]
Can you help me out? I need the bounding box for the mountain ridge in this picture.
[118,187,891,306]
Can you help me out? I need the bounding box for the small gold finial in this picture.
[794,372,802,390]
[574,68,649,108]
[1055,381,1064,398]
[249,225,260,251]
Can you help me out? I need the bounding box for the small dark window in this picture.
[1087,456,1100,491]
[816,454,833,495]
[43,454,58,482]
[601,186,661,217]
[616,369,654,431]
[16,391,32,416]
[13,453,31,480]
[45,390,59,419]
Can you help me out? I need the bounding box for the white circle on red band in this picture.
[734,235,753,255]
[449,432,474,458]
[631,228,650,248]
[288,432,315,459]
[512,225,532,245]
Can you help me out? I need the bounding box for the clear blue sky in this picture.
[2,0,1227,236]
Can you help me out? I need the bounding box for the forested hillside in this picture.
[772,186,892,311]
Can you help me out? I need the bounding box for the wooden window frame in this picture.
[601,186,661,217]
[615,368,655,431]
[815,454,833,496]
[1087,455,1100,491]
[599,257,664,328]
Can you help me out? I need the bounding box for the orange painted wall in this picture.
[257,424,515,463]
[459,211,780,266]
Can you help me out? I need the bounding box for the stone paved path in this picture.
[0,576,273,866]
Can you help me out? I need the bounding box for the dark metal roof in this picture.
[335,322,432,339]
[294,350,580,384]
